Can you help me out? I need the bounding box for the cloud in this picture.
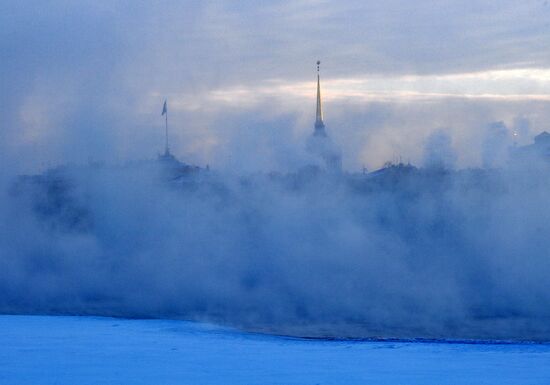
[482,121,512,168]
[2,161,550,341]
[423,129,457,169]
[2,1,550,170]
[2,0,550,339]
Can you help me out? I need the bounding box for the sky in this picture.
[2,0,550,173]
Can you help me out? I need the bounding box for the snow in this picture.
[1,315,549,385]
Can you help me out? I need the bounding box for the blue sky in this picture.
[2,0,550,173]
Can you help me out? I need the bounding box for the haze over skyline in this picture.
[4,1,550,344]
[3,0,550,173]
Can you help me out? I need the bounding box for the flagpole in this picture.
[165,103,169,155]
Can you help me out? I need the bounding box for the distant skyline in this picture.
[2,0,550,173]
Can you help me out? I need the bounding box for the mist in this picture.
[3,1,550,175]
[3,0,550,342]
[1,153,550,341]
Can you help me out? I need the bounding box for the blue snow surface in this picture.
[1,315,549,385]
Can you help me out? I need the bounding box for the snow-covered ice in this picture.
[0,315,549,384]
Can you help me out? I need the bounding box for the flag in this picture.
[162,100,167,116]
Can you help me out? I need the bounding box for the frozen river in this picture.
[1,315,549,384]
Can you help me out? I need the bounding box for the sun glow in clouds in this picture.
[168,68,550,111]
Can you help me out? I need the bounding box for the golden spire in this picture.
[314,60,326,136]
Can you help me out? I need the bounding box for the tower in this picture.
[314,60,327,137]
[306,60,342,172]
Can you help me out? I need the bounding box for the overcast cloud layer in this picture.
[2,0,550,173]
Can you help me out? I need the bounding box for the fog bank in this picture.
[1,161,550,341]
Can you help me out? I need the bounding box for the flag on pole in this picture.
[162,100,167,116]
